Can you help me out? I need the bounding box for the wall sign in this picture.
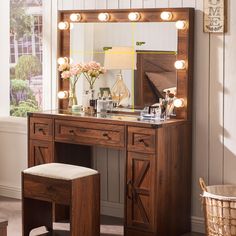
[204,0,227,33]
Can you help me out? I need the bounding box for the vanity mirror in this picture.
[58,8,194,120]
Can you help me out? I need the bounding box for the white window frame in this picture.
[0,0,58,119]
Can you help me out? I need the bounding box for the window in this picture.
[0,0,56,118]
[9,0,43,117]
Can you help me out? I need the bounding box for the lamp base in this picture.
[111,73,130,107]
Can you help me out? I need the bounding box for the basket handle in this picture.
[199,178,207,191]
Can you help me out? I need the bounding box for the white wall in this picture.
[1,0,236,233]
[0,118,27,198]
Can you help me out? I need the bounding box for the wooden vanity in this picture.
[27,7,194,236]
[28,111,192,236]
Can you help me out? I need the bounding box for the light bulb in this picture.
[128,12,141,21]
[174,60,186,70]
[58,91,69,99]
[176,20,187,30]
[58,21,69,30]
[160,11,172,21]
[173,98,185,108]
[98,13,110,22]
[70,13,82,22]
[57,57,68,65]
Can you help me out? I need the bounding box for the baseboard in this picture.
[191,216,205,233]
[0,185,21,199]
[101,201,124,218]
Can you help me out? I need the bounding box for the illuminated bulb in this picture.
[98,13,110,22]
[57,57,68,65]
[70,13,82,22]
[128,12,141,21]
[173,98,185,108]
[174,60,186,70]
[176,20,187,30]
[58,91,69,99]
[58,21,69,30]
[160,11,172,21]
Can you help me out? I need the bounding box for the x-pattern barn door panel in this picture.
[126,151,156,232]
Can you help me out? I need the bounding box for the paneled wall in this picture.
[57,0,236,232]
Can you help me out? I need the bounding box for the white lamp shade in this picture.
[104,47,137,70]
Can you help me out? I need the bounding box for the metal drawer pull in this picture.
[138,138,149,147]
[69,129,75,134]
[38,128,45,135]
[103,133,111,140]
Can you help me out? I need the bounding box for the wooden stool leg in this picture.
[70,174,100,236]
[22,198,53,236]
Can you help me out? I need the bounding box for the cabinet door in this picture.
[126,152,156,232]
[29,140,53,167]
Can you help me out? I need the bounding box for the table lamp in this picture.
[104,47,136,106]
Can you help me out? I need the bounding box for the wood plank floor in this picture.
[0,196,205,236]
[183,233,204,236]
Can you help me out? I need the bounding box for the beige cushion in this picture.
[23,163,98,180]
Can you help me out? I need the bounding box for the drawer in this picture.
[55,119,125,148]
[23,174,70,205]
[128,127,156,153]
[30,117,53,141]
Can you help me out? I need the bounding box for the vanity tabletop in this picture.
[28,109,188,128]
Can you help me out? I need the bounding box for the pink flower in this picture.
[70,64,82,76]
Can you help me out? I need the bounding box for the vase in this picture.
[68,80,78,108]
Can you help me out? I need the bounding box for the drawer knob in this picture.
[103,133,111,140]
[138,139,149,147]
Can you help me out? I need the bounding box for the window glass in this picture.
[10,0,43,117]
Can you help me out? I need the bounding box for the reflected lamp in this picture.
[104,47,136,106]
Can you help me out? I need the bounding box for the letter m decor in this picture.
[204,0,227,33]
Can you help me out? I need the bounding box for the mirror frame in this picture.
[58,8,194,121]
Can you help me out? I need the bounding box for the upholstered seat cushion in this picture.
[23,163,98,180]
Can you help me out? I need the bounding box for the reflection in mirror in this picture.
[70,22,177,106]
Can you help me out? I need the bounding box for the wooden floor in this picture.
[183,233,204,236]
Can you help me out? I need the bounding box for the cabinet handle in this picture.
[127,180,133,200]
[69,129,75,135]
[138,139,149,147]
[103,133,111,140]
[38,128,45,135]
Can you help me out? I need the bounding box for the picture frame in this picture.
[99,87,111,98]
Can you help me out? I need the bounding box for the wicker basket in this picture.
[199,178,236,236]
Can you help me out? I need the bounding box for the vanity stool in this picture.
[22,163,100,236]
[0,219,8,236]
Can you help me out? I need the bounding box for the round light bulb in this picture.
[58,91,68,99]
[173,98,185,108]
[174,60,186,70]
[176,20,187,30]
[98,13,110,22]
[70,13,82,22]
[57,57,68,65]
[58,21,69,30]
[128,12,141,21]
[160,11,172,21]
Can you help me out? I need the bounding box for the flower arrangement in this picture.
[59,61,106,89]
[81,61,106,89]
[58,61,106,106]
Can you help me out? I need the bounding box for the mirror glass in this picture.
[70,22,177,106]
